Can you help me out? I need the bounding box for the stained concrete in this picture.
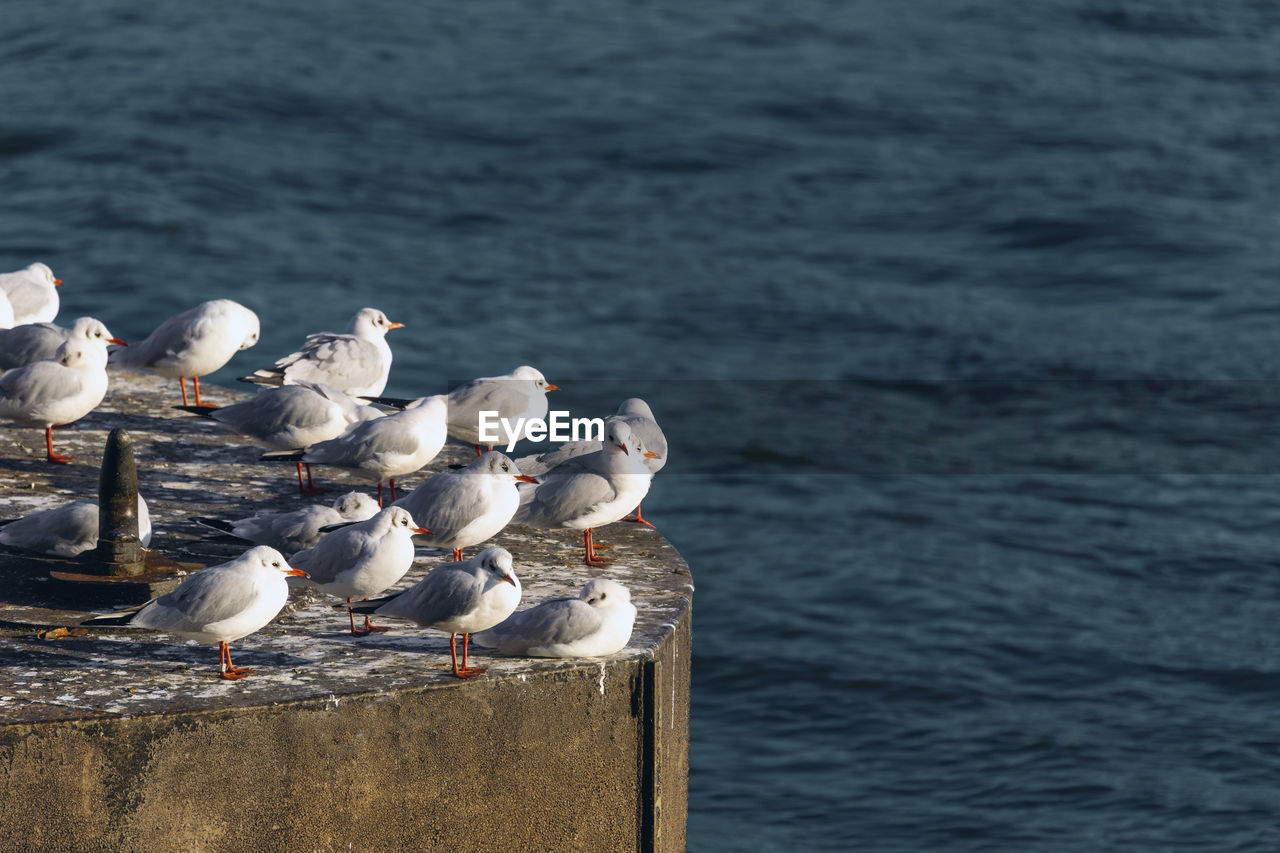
[0,369,692,851]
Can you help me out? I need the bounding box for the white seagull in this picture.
[191,491,381,556]
[440,365,559,454]
[109,299,260,406]
[0,339,110,464]
[239,307,403,398]
[0,317,127,371]
[289,505,429,635]
[178,380,385,494]
[474,578,635,658]
[83,545,306,679]
[392,451,537,561]
[518,397,666,525]
[514,420,658,566]
[351,546,521,678]
[0,262,61,325]
[0,495,151,557]
[264,395,447,506]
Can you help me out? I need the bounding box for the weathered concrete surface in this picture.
[0,369,692,851]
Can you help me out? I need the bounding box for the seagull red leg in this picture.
[450,633,485,678]
[389,478,397,502]
[456,632,487,677]
[179,378,189,406]
[624,502,657,529]
[452,548,464,561]
[297,463,327,496]
[45,427,73,464]
[583,528,612,567]
[219,641,255,679]
[351,598,390,636]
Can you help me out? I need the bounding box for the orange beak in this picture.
[108,337,128,346]
[617,443,629,455]
[53,279,63,287]
[388,321,405,330]
[503,573,518,587]
[644,450,660,458]
[545,383,560,391]
[515,474,539,484]
[285,567,308,578]
[412,526,431,535]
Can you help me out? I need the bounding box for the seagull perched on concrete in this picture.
[0,495,151,557]
[108,299,260,406]
[351,546,521,678]
[289,505,429,635]
[0,317,126,371]
[392,451,537,561]
[0,339,110,464]
[83,545,306,680]
[262,396,447,505]
[191,491,380,556]
[177,380,384,494]
[514,420,658,566]
[518,397,666,525]
[474,578,635,658]
[0,262,61,325]
[239,307,403,398]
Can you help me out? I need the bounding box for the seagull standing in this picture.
[440,365,559,454]
[178,380,384,495]
[191,491,380,556]
[0,317,127,371]
[83,545,306,680]
[392,451,537,561]
[108,299,260,406]
[474,578,635,658]
[289,505,429,635]
[518,397,666,525]
[0,339,110,464]
[351,547,521,677]
[514,420,658,566]
[239,307,403,398]
[264,396,447,505]
[0,495,151,557]
[0,262,61,325]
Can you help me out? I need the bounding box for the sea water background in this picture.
[5,1,1280,849]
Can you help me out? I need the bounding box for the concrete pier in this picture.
[0,371,692,851]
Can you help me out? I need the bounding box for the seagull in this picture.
[0,317,127,371]
[401,365,559,455]
[108,299,260,406]
[0,339,110,464]
[0,494,151,557]
[474,578,635,658]
[350,546,521,678]
[191,491,380,556]
[392,451,537,561]
[0,262,61,325]
[263,396,447,506]
[82,545,306,680]
[514,420,658,566]
[289,505,429,635]
[518,397,666,525]
[239,307,403,398]
[177,380,385,495]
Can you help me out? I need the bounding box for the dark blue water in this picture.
[6,1,1280,849]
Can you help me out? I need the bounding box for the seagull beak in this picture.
[108,337,128,346]
[53,279,63,286]
[644,450,660,458]
[387,321,405,330]
[515,474,538,484]
[504,573,518,587]
[285,567,308,578]
[617,443,629,455]
[412,526,431,535]
[545,383,560,391]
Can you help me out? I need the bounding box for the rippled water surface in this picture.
[6,1,1280,849]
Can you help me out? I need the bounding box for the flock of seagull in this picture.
[0,263,669,680]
